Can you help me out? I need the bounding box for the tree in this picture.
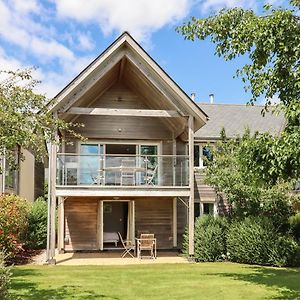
[177,1,300,183]
[204,130,296,232]
[0,69,81,171]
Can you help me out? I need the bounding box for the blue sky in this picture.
[0,0,289,104]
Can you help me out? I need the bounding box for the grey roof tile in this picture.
[195,103,286,140]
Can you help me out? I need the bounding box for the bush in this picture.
[0,252,11,300]
[0,194,30,258]
[289,213,300,241]
[227,216,300,267]
[194,215,228,262]
[24,197,48,249]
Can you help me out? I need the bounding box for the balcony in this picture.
[56,154,189,188]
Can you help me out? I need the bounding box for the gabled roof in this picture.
[49,32,208,130]
[195,103,286,140]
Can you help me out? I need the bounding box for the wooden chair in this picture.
[118,232,135,258]
[144,165,158,185]
[120,159,136,185]
[137,234,156,259]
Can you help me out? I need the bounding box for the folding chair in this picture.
[118,232,135,258]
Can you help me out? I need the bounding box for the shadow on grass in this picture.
[212,265,300,300]
[10,268,120,300]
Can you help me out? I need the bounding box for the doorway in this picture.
[103,202,128,246]
[99,200,135,250]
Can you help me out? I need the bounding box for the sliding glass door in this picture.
[79,144,103,184]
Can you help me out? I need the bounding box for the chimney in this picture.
[209,94,214,104]
[191,92,196,101]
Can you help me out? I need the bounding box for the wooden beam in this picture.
[188,115,195,256]
[99,201,104,251]
[173,197,177,248]
[66,107,181,118]
[118,57,126,81]
[57,197,65,253]
[56,188,190,198]
[58,51,125,113]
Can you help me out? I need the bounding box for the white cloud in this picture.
[54,0,192,42]
[0,1,74,62]
[77,33,95,51]
[199,0,257,13]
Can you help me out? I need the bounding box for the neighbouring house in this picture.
[46,32,208,263]
[0,148,44,202]
[193,102,286,216]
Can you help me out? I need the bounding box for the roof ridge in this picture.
[197,102,267,107]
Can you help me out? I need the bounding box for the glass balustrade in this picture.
[56,154,189,187]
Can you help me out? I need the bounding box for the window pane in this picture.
[80,144,99,184]
[203,147,213,166]
[203,203,214,215]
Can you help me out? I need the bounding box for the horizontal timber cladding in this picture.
[135,197,173,249]
[64,198,98,251]
[75,82,173,140]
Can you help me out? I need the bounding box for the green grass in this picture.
[10,263,300,300]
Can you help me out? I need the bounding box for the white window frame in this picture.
[200,202,217,216]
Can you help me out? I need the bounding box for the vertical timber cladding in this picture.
[135,197,173,249]
[64,197,98,251]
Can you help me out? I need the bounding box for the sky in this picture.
[0,0,289,104]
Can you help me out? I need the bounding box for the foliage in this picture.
[194,215,228,262]
[0,194,30,258]
[204,130,295,232]
[0,252,11,300]
[227,216,300,267]
[289,212,300,241]
[0,68,82,172]
[177,1,300,183]
[24,198,48,250]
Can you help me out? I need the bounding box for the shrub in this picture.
[24,197,48,249]
[194,215,228,262]
[0,252,11,300]
[289,213,300,241]
[0,194,30,258]
[227,216,300,267]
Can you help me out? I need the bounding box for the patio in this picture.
[55,250,188,266]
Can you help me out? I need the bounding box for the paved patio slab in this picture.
[55,251,188,266]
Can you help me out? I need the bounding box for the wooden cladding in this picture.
[63,197,185,251]
[75,82,173,140]
[64,198,98,251]
[135,198,173,249]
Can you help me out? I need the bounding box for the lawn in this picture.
[10,262,300,300]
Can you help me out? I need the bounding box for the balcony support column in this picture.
[57,196,65,253]
[46,115,58,264]
[188,115,195,257]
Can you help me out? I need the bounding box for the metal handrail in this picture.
[57,153,189,158]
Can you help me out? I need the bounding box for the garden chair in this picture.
[118,232,135,258]
[144,165,158,185]
[137,233,156,259]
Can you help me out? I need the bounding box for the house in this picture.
[46,32,287,263]
[0,148,44,202]
[193,102,286,216]
[46,32,208,263]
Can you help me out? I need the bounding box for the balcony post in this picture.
[188,115,194,257]
[46,115,58,264]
